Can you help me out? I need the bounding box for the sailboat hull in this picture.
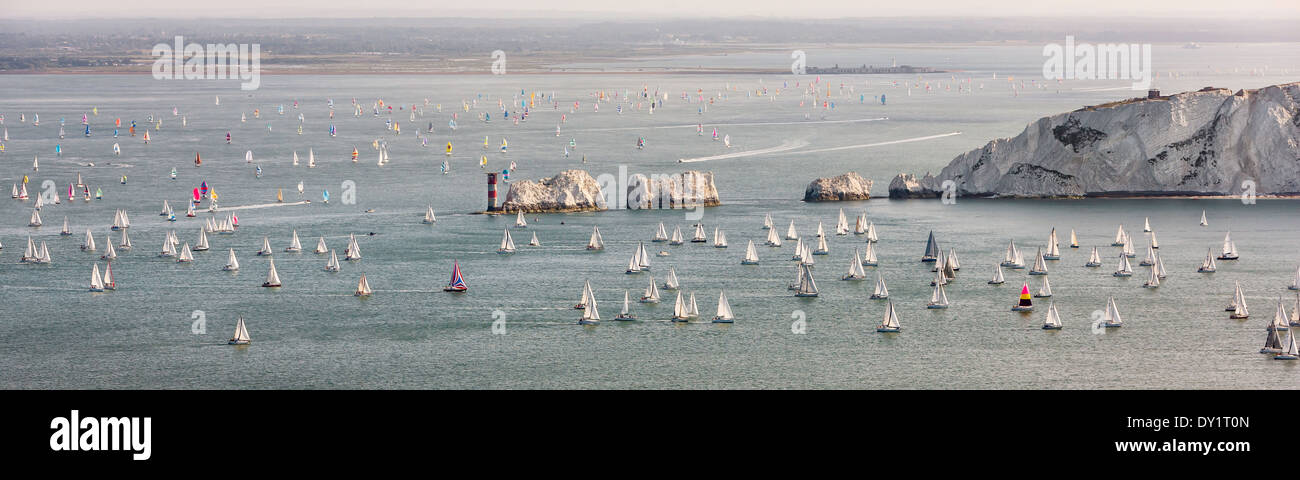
[577,319,599,325]
[711,318,733,324]
[876,327,901,332]
[1011,306,1034,312]
[1273,355,1299,360]
[926,304,948,309]
[614,315,635,321]
[741,260,759,265]
[228,339,250,345]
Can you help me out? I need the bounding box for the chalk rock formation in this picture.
[890,82,1300,198]
[804,172,873,201]
[626,170,721,209]
[501,169,607,213]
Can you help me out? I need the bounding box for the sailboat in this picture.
[870,273,890,299]
[671,291,691,322]
[223,248,240,271]
[158,235,176,257]
[575,281,594,309]
[29,209,42,227]
[1138,243,1156,266]
[919,231,941,263]
[712,291,735,323]
[946,248,961,271]
[100,237,117,260]
[785,220,799,240]
[670,226,684,246]
[691,223,707,243]
[1290,266,1300,291]
[843,248,867,280]
[1028,248,1048,275]
[103,263,116,290]
[314,237,328,254]
[323,249,341,272]
[587,226,605,250]
[528,232,540,247]
[1198,248,1218,273]
[640,276,661,303]
[1100,297,1123,328]
[1229,282,1249,319]
[1069,229,1079,248]
[177,244,194,263]
[344,234,362,260]
[1199,210,1208,227]
[1111,225,1127,246]
[1035,278,1054,297]
[1113,253,1133,277]
[742,240,760,265]
[497,229,517,254]
[1217,232,1239,260]
[257,236,273,256]
[1269,297,1291,331]
[89,264,105,292]
[228,317,251,345]
[861,242,879,267]
[835,209,849,235]
[988,264,1006,285]
[285,230,302,253]
[262,259,282,287]
[1042,302,1063,330]
[762,213,774,230]
[355,274,373,297]
[794,263,819,297]
[926,283,950,309]
[1140,264,1160,288]
[876,301,902,332]
[81,229,96,252]
[1149,230,1159,249]
[1143,217,1152,233]
[866,222,879,243]
[1044,229,1061,260]
[1274,329,1299,360]
[1085,247,1103,267]
[812,230,829,255]
[662,267,680,291]
[1154,252,1168,278]
[1001,240,1024,268]
[1011,284,1034,312]
[423,207,437,224]
[578,289,601,325]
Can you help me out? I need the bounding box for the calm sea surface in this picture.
[2,44,1299,388]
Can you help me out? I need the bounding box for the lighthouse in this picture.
[485,172,499,212]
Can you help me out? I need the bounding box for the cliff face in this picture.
[890,82,1300,198]
[626,171,721,209]
[804,172,873,201]
[501,169,607,213]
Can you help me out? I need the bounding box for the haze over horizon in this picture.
[7,0,1300,19]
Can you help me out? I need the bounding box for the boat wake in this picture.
[577,116,888,134]
[796,132,963,154]
[678,139,810,163]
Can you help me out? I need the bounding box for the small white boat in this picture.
[1198,248,1217,273]
[988,264,1005,285]
[285,230,302,253]
[1217,232,1239,260]
[223,248,240,271]
[842,248,867,280]
[1142,265,1160,288]
[615,290,635,321]
[513,211,528,229]
[1034,278,1053,298]
[497,229,517,254]
[861,242,879,267]
[587,226,605,250]
[324,250,341,272]
[793,263,818,297]
[870,273,889,299]
[314,236,328,254]
[1113,253,1133,277]
[926,283,949,309]
[712,291,734,323]
[1042,302,1063,330]
[257,236,273,256]
[741,240,760,265]
[355,274,373,297]
[423,206,437,224]
[1228,282,1249,319]
[639,276,660,303]
[89,263,105,292]
[228,317,251,345]
[1273,328,1298,360]
[1028,247,1048,275]
[876,301,902,332]
[262,259,282,287]
[1100,297,1123,328]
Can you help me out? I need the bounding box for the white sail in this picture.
[90,263,104,291]
[763,213,774,230]
[1086,247,1102,266]
[1232,282,1249,317]
[844,248,866,279]
[795,263,818,296]
[714,229,728,248]
[714,291,734,321]
[177,244,194,262]
[653,222,669,242]
[990,264,1005,284]
[866,222,878,242]
[514,211,527,228]
[356,274,373,296]
[1104,297,1123,326]
[642,276,660,302]
[880,301,901,329]
[663,267,680,290]
[314,236,328,254]
[325,250,340,272]
[687,293,699,317]
[225,248,240,271]
[196,229,210,250]
[264,259,282,286]
[287,230,302,252]
[1115,253,1132,275]
[786,220,799,240]
[83,229,96,251]
[1045,228,1060,258]
[692,223,707,242]
[1044,302,1062,328]
[872,273,889,298]
[1029,248,1048,275]
[742,240,759,264]
[587,226,605,250]
[672,291,688,319]
[101,237,116,259]
[814,231,829,254]
[529,232,540,246]
[1037,277,1053,297]
[1200,210,1208,226]
[423,206,437,224]
[499,229,516,253]
[863,241,878,265]
[835,209,849,235]
[258,236,273,255]
[231,317,251,344]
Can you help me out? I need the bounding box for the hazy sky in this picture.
[6,0,1300,19]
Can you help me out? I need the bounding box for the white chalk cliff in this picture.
[501,169,608,212]
[890,82,1300,198]
[804,172,873,201]
[626,171,721,209]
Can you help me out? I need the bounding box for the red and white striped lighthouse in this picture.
[486,172,499,212]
